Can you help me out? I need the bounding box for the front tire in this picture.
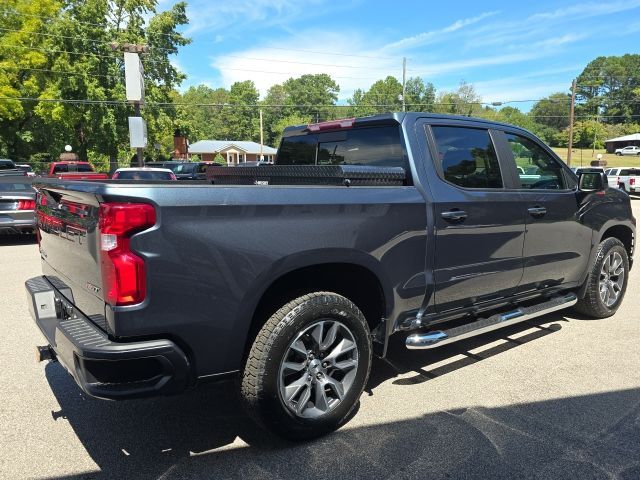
[241,292,372,440]
[574,238,629,318]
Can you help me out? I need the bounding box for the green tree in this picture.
[530,92,571,130]
[433,81,483,116]
[576,54,640,123]
[0,0,189,164]
[226,80,259,140]
[404,77,436,111]
[347,76,402,115]
[261,83,288,145]
[282,74,339,121]
[175,84,229,141]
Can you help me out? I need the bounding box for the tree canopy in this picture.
[0,8,638,170]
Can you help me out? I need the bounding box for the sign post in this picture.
[114,44,148,166]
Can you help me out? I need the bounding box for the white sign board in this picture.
[128,117,147,148]
[124,52,145,102]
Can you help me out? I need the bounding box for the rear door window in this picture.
[430,126,503,189]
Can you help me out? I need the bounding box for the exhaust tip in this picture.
[35,345,56,363]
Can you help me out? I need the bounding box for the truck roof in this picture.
[282,112,533,138]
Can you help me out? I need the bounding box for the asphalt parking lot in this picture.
[1,200,639,480]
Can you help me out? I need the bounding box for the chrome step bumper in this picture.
[405,292,577,350]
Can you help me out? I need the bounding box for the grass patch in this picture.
[551,147,640,168]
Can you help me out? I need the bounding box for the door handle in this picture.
[528,206,547,218]
[441,210,468,221]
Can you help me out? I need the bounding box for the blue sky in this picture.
[162,0,640,110]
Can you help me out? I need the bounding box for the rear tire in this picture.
[241,292,372,440]
[574,238,629,318]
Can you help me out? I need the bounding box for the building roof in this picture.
[604,133,640,143]
[189,140,277,155]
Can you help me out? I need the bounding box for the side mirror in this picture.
[578,171,606,192]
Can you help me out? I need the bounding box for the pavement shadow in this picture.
[42,312,596,479]
[44,360,640,479]
[0,233,37,246]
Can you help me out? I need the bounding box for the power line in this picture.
[0,26,178,53]
[0,65,122,79]
[0,8,182,40]
[261,46,397,60]
[220,67,374,81]
[2,96,640,115]
[219,55,397,71]
[1,43,168,66]
[0,42,120,60]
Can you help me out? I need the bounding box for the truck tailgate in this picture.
[36,185,107,329]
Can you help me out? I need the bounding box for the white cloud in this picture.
[201,0,640,104]
[184,0,340,36]
[382,11,499,51]
[528,0,640,22]
[211,30,405,101]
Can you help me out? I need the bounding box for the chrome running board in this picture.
[405,292,577,350]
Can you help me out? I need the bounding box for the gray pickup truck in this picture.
[26,113,635,439]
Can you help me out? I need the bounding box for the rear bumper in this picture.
[25,276,191,400]
[0,210,35,233]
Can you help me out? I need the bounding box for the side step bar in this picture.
[405,292,577,350]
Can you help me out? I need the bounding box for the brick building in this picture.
[188,140,277,165]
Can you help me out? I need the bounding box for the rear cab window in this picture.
[277,126,410,184]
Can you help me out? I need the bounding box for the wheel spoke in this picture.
[283,360,306,373]
[320,322,339,351]
[610,256,622,274]
[603,255,611,273]
[322,376,345,400]
[607,283,616,301]
[334,358,358,371]
[295,385,312,415]
[314,383,330,412]
[284,374,308,403]
[291,339,308,357]
[311,322,324,349]
[325,338,356,365]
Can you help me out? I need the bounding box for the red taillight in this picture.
[307,117,355,132]
[631,178,635,186]
[99,203,156,306]
[18,199,36,210]
[169,173,177,180]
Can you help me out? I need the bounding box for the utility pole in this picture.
[401,57,407,112]
[259,109,264,161]
[567,78,577,167]
[111,42,148,167]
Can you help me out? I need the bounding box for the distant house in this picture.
[188,140,277,165]
[604,133,640,153]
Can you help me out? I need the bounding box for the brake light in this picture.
[169,173,177,180]
[307,117,355,132]
[631,178,636,186]
[99,203,156,306]
[18,199,36,210]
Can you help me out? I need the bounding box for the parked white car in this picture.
[617,168,640,194]
[605,168,625,188]
[614,146,640,156]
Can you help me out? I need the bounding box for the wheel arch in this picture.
[237,249,392,360]
[600,224,634,261]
